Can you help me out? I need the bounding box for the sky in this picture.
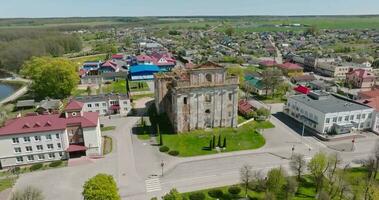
[0,0,378,18]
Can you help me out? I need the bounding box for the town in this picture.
[0,14,379,200]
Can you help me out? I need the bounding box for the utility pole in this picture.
[160,160,165,177]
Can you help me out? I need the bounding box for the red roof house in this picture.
[346,68,376,89]
[238,100,254,117]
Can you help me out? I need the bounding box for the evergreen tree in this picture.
[158,124,163,146]
[212,135,216,149]
[209,139,212,149]
[223,137,227,148]
[217,135,221,147]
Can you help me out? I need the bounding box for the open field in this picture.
[69,54,107,66]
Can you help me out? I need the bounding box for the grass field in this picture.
[129,81,150,92]
[102,80,127,94]
[102,136,113,155]
[69,54,107,66]
[160,121,273,157]
[101,126,116,132]
[0,177,16,192]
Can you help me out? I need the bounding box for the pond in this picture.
[0,71,17,101]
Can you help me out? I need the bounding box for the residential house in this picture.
[244,75,272,96]
[99,61,120,73]
[238,100,254,117]
[290,74,316,85]
[346,69,376,89]
[36,99,63,114]
[74,94,130,116]
[277,62,303,77]
[0,100,102,168]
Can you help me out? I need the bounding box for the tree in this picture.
[283,177,298,200]
[11,186,44,200]
[308,152,329,192]
[217,135,221,147]
[158,124,163,146]
[240,164,253,197]
[256,108,270,120]
[86,86,91,96]
[225,26,235,37]
[326,153,342,195]
[372,58,379,69]
[306,25,319,36]
[162,188,183,200]
[82,174,120,200]
[21,57,79,100]
[290,153,306,181]
[261,68,282,97]
[372,141,379,179]
[223,137,227,148]
[266,168,286,196]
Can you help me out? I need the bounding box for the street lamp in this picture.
[160,160,165,177]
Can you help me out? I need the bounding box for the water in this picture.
[0,71,16,101]
[0,84,16,101]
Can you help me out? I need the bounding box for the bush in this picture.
[151,198,157,200]
[208,189,223,198]
[228,186,241,195]
[30,163,43,171]
[83,173,120,200]
[49,160,63,168]
[189,192,205,200]
[168,150,179,156]
[159,146,170,152]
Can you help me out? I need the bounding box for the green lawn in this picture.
[102,136,113,155]
[101,126,116,132]
[160,121,272,157]
[130,93,154,100]
[238,115,249,124]
[70,54,107,66]
[129,81,150,92]
[102,80,127,94]
[0,177,16,192]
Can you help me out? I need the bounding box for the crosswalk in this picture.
[145,178,162,193]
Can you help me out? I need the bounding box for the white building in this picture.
[0,100,102,168]
[74,94,131,116]
[284,91,374,135]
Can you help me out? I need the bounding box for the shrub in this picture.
[208,189,223,198]
[49,160,63,168]
[228,186,241,195]
[168,150,179,156]
[159,146,170,152]
[82,174,120,200]
[30,163,43,171]
[189,192,205,200]
[151,198,157,200]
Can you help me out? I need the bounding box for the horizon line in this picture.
[1,14,379,20]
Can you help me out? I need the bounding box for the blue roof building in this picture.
[129,64,161,80]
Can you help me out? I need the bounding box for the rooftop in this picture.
[290,92,372,113]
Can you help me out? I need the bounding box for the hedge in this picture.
[208,189,223,198]
[49,160,63,168]
[189,192,205,200]
[159,146,170,152]
[30,163,43,171]
[168,150,179,156]
[228,186,241,195]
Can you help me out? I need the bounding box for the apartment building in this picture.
[284,91,374,135]
[0,100,102,168]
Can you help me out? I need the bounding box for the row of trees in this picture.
[238,144,379,200]
[0,30,82,72]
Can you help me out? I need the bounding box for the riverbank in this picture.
[0,80,29,105]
